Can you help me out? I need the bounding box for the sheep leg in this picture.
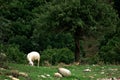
[38,59,40,67]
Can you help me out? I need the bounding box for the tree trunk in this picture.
[74,27,82,63]
[74,36,80,62]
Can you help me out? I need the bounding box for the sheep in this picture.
[27,51,40,66]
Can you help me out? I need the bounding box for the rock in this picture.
[19,72,28,77]
[58,68,71,77]
[0,68,6,70]
[10,70,19,77]
[8,76,19,80]
[40,75,46,78]
[109,68,118,71]
[73,62,80,65]
[97,78,115,80]
[54,72,62,78]
[112,77,117,80]
[44,61,51,66]
[46,74,50,77]
[83,69,91,72]
[0,53,7,61]
[101,72,105,74]
[89,76,94,79]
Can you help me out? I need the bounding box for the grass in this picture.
[0,63,120,80]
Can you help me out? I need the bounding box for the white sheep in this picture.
[27,51,40,66]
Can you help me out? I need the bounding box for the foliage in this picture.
[37,0,119,62]
[6,44,25,64]
[99,22,120,64]
[32,28,74,51]
[114,0,120,17]
[40,0,118,35]
[99,38,120,64]
[41,48,74,65]
[81,53,102,64]
[0,0,120,64]
[0,17,13,44]
[8,35,34,53]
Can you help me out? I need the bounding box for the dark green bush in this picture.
[6,44,26,64]
[99,36,120,64]
[81,53,103,64]
[41,48,74,65]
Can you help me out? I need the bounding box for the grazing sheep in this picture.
[27,51,40,66]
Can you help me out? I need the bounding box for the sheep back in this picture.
[27,51,40,61]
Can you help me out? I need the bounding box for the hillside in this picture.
[0,63,120,80]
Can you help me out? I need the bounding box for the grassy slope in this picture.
[0,63,120,80]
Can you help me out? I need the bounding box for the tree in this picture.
[0,17,13,45]
[114,0,120,17]
[99,21,120,64]
[0,0,44,53]
[38,0,119,63]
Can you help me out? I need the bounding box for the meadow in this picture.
[0,63,120,80]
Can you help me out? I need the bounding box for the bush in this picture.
[81,53,103,65]
[99,36,120,64]
[6,44,26,64]
[41,48,74,65]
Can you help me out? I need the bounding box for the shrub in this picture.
[6,44,25,64]
[99,36,120,64]
[81,53,102,65]
[41,48,74,65]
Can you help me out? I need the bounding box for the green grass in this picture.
[0,63,120,80]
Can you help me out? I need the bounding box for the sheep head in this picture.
[29,61,34,66]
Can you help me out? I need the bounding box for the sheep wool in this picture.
[58,68,71,77]
[27,51,40,66]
